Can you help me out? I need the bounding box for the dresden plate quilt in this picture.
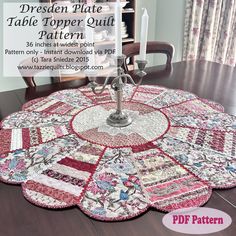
[0,85,235,221]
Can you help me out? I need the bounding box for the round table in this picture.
[0,85,235,221]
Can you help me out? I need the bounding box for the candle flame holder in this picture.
[88,55,147,127]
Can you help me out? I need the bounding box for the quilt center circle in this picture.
[71,102,170,147]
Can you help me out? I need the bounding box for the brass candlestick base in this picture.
[88,55,147,128]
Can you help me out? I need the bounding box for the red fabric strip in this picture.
[22,128,31,150]
[43,169,86,187]
[36,127,42,144]
[195,129,206,146]
[187,128,195,142]
[0,129,11,154]
[58,157,96,173]
[147,175,205,202]
[153,188,210,212]
[25,180,79,205]
[43,101,62,113]
[132,142,157,153]
[211,130,225,152]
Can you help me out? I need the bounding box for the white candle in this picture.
[115,0,122,56]
[140,8,149,61]
[85,13,95,68]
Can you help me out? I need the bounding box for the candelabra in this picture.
[88,55,147,127]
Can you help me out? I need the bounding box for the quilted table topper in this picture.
[0,85,235,221]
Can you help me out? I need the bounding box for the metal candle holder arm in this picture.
[88,55,147,127]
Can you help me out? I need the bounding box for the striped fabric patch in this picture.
[29,99,59,112]
[161,99,220,119]
[0,125,69,154]
[132,86,165,103]
[24,188,69,208]
[24,97,82,115]
[43,169,86,187]
[47,90,92,109]
[136,86,165,94]
[22,143,104,207]
[81,88,112,104]
[146,175,206,202]
[153,187,210,212]
[169,126,236,156]
[132,148,210,211]
[35,101,80,116]
[41,101,76,115]
[24,179,80,205]
[23,98,55,112]
[147,90,196,109]
[49,163,91,180]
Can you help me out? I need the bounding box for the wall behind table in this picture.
[0,0,51,92]
[154,0,186,65]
